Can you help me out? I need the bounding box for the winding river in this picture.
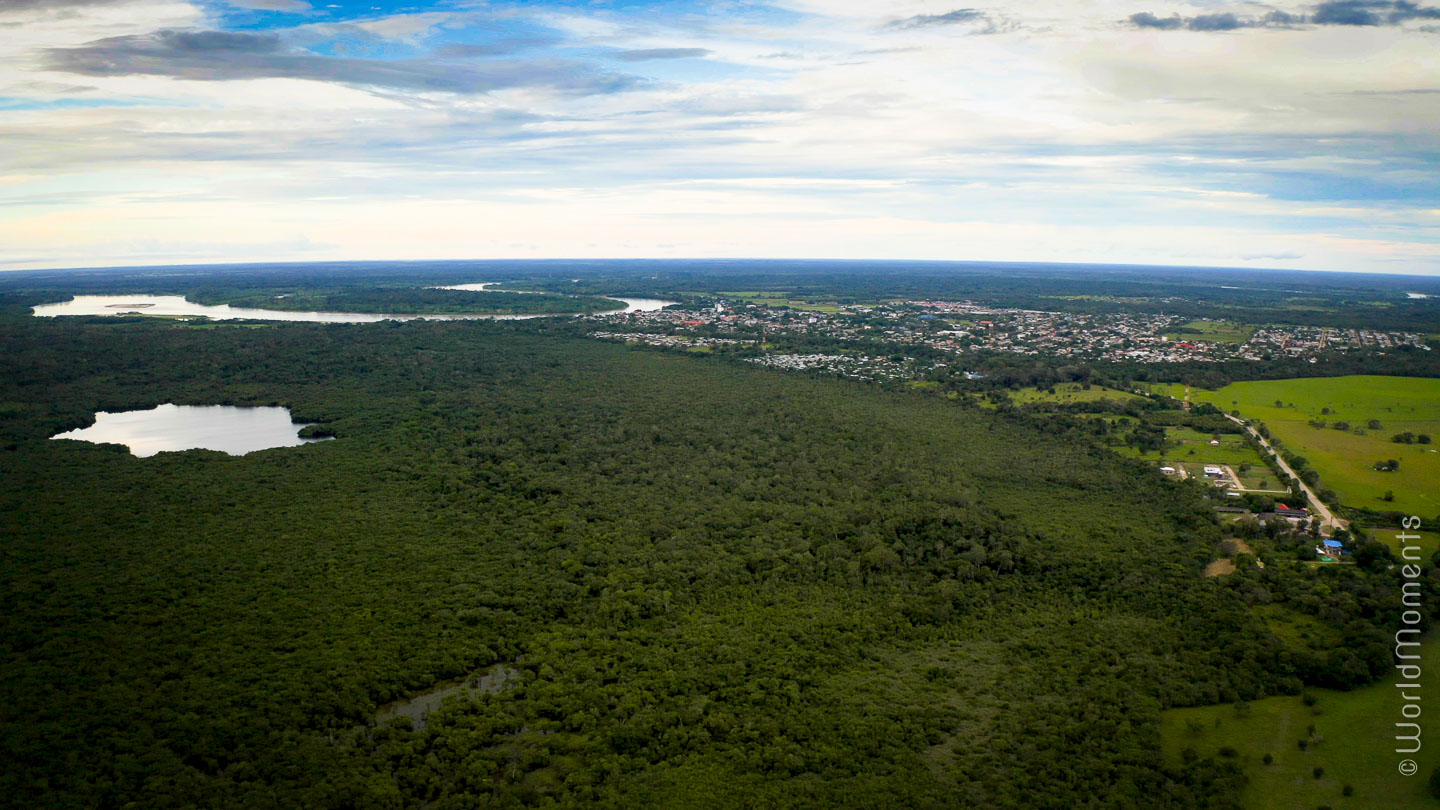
[31,288,676,323]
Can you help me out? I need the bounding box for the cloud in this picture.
[1129,10,1259,31]
[43,29,639,96]
[1187,13,1244,31]
[1313,1,1386,24]
[1263,10,1304,25]
[1314,0,1440,24]
[1242,251,1305,260]
[883,8,1010,33]
[225,0,311,11]
[612,47,712,61]
[1128,12,1184,30]
[0,0,129,9]
[435,37,560,58]
[1129,1,1440,31]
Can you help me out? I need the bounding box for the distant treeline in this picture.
[3,259,1437,330]
[187,287,626,315]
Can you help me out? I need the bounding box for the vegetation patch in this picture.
[1161,635,1440,810]
[1008,382,1147,404]
[1174,376,1440,516]
[1165,320,1256,344]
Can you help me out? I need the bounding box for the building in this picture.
[1275,503,1309,519]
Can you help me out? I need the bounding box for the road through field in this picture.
[1226,414,1347,535]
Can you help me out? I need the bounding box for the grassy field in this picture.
[1165,320,1256,344]
[1365,527,1440,559]
[718,291,845,313]
[1009,382,1147,404]
[1112,427,1270,473]
[1160,633,1440,810]
[1153,377,1440,517]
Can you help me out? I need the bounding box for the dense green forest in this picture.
[185,286,625,315]
[0,276,1434,808]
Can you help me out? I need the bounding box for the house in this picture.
[1203,465,1223,476]
[1317,539,1344,560]
[1275,503,1309,518]
[1160,465,1176,474]
[1210,439,1221,446]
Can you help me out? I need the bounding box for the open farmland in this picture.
[1160,634,1440,810]
[1164,320,1255,344]
[1155,377,1440,517]
[1367,527,1440,558]
[1112,426,1269,474]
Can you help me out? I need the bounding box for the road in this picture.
[1225,414,1347,535]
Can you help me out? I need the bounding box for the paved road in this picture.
[1225,414,1347,535]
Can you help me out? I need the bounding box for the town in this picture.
[582,297,1428,381]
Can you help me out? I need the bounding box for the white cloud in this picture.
[0,0,1437,273]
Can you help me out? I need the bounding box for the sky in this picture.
[2,0,1438,274]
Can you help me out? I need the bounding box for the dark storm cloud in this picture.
[612,47,712,61]
[43,29,639,96]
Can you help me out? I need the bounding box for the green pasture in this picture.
[719,291,844,313]
[1112,426,1269,472]
[1165,320,1255,344]
[1164,377,1440,516]
[1160,633,1439,810]
[1365,527,1440,559]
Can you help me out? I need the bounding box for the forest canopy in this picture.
[0,272,1433,808]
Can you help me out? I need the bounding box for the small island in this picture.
[187,287,627,316]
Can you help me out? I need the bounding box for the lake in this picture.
[31,290,676,322]
[51,404,332,457]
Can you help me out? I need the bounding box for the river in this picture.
[31,289,676,322]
